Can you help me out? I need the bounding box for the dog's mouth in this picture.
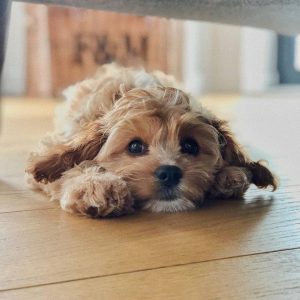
[130,185,196,212]
[132,189,178,209]
[143,197,196,213]
[156,187,179,202]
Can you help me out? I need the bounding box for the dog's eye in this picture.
[128,139,147,155]
[180,138,199,156]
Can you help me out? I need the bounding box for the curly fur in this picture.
[26,64,277,218]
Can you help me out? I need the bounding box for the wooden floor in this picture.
[0,93,300,299]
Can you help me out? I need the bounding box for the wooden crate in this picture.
[26,5,182,97]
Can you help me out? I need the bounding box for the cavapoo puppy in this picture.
[26,64,277,218]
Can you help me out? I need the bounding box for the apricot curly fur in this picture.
[26,64,277,217]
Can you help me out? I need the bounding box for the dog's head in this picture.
[94,87,222,212]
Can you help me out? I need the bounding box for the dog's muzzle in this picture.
[154,165,182,201]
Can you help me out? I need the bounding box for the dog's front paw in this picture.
[210,166,251,199]
[61,172,134,218]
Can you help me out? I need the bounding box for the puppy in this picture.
[26,64,277,217]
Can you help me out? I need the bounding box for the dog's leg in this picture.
[59,161,134,218]
[208,166,252,200]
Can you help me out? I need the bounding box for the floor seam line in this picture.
[1,246,300,293]
[0,207,57,214]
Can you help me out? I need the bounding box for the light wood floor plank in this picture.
[1,248,299,299]
[0,99,57,212]
[0,190,299,290]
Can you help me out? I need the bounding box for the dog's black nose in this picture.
[154,165,183,187]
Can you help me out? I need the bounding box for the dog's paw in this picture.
[211,166,251,199]
[61,172,134,218]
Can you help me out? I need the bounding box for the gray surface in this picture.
[0,0,11,76]
[14,0,300,35]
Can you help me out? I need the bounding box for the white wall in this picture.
[1,2,27,96]
[210,25,241,92]
[240,27,279,93]
[182,21,213,95]
[182,22,278,95]
[182,22,241,95]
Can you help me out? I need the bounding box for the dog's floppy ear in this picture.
[26,122,106,183]
[210,119,247,165]
[210,119,278,191]
[27,69,132,184]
